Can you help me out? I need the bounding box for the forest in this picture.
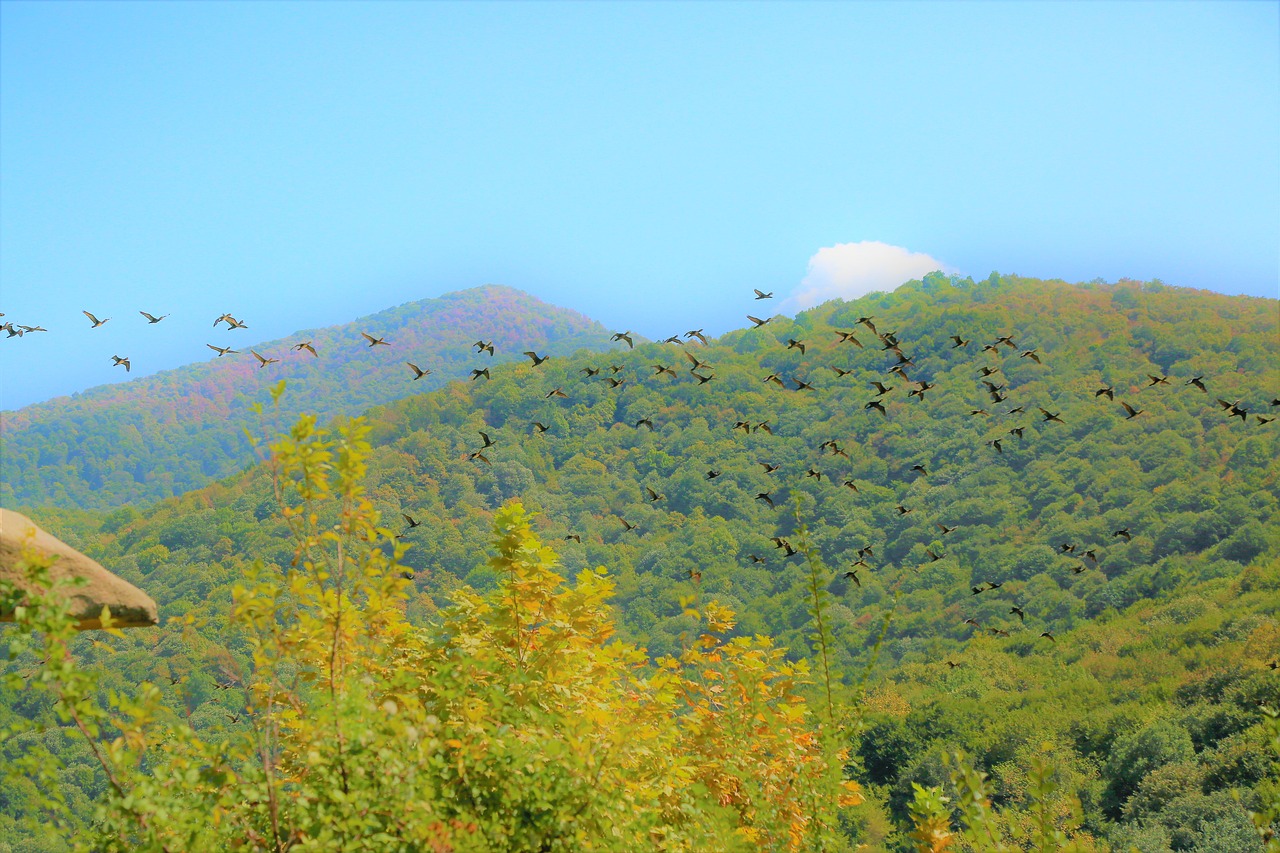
[2,273,1278,851]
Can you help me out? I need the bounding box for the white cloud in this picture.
[781,241,953,312]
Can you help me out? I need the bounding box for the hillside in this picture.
[0,285,618,509]
[4,273,1278,850]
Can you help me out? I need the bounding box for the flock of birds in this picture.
[4,290,1278,664]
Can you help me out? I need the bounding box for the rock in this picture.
[0,508,158,629]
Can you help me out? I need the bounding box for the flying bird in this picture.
[82,311,109,328]
[754,421,773,434]
[759,462,780,474]
[523,351,549,366]
[251,350,279,368]
[471,368,490,381]
[747,315,771,328]
[792,378,815,391]
[406,362,431,380]
[1120,402,1143,419]
[111,355,130,372]
[786,339,806,354]
[755,492,776,508]
[1113,528,1132,541]
[531,422,550,434]
[653,364,677,378]
[1039,408,1064,424]
[293,341,319,357]
[468,451,491,466]
[1020,349,1041,363]
[645,487,664,502]
[473,340,495,356]
[857,316,877,333]
[692,372,714,384]
[754,288,773,299]
[937,523,956,535]
[564,534,582,543]
[139,311,168,324]
[207,344,238,357]
[871,381,894,396]
[546,387,569,399]
[988,439,1003,453]
[634,417,654,430]
[606,377,626,388]
[950,335,970,348]
[1187,376,1207,392]
[1040,632,1056,643]
[685,329,709,345]
[763,373,785,387]
[843,570,861,587]
[610,331,635,348]
[865,400,887,416]
[1147,374,1170,387]
[835,330,863,347]
[361,332,389,347]
[1009,606,1025,622]
[580,366,601,377]
[478,431,495,448]
[1095,386,1115,400]
[705,470,721,480]
[401,513,421,530]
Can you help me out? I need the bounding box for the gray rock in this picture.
[0,508,158,629]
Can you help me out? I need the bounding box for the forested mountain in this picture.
[0,285,617,509]
[4,273,1278,850]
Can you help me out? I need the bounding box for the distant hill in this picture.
[4,273,1279,849]
[0,285,619,509]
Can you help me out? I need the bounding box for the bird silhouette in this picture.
[111,355,130,372]
[911,464,928,476]
[1020,349,1041,363]
[468,450,491,466]
[786,339,807,355]
[564,534,582,543]
[978,366,1001,377]
[971,409,990,417]
[473,340,495,356]
[653,364,677,378]
[1120,402,1143,419]
[1010,606,1025,622]
[685,329,709,345]
[937,523,956,535]
[213,313,234,327]
[692,372,714,384]
[685,352,711,371]
[747,315,771,328]
[1146,374,1170,387]
[361,332,389,347]
[82,311,109,328]
[759,462,780,474]
[645,487,664,502]
[1009,427,1026,439]
[545,387,569,399]
[661,335,682,344]
[895,505,913,515]
[293,341,319,357]
[606,377,626,388]
[523,351,549,366]
[531,422,549,434]
[1187,376,1207,392]
[754,288,773,299]
[755,492,776,508]
[705,470,721,480]
[634,417,654,430]
[865,400,887,416]
[842,479,860,492]
[792,378,815,391]
[139,311,168,324]
[1113,528,1132,541]
[950,335,970,348]
[207,344,238,357]
[843,570,861,587]
[406,362,431,380]
[402,513,421,530]
[734,421,751,432]
[226,317,249,330]
[580,366,601,377]
[251,350,279,368]
[478,431,495,448]
[857,316,878,334]
[835,330,863,347]
[619,518,639,532]
[1040,632,1056,642]
[830,366,854,378]
[806,468,823,481]
[988,439,1003,453]
[755,421,773,434]
[470,368,490,381]
[925,549,943,562]
[1038,408,1064,423]
[1096,386,1115,400]
[871,381,894,396]
[764,373,786,387]
[611,331,635,348]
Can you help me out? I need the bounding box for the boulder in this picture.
[0,508,159,629]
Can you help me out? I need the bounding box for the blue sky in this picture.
[1,1,1276,410]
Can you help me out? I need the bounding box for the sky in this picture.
[1,1,1276,410]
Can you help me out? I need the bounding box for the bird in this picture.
[619,518,639,532]
[857,316,877,333]
[755,421,773,434]
[213,313,234,327]
[645,487,664,502]
[978,366,1001,377]
[871,381,894,396]
[293,341,319,357]
[786,339,807,355]
[829,366,854,379]
[226,317,248,330]
[755,492,775,508]
[894,505,912,515]
[1083,549,1099,563]
[990,628,1011,638]
[545,387,569,399]
[843,570,861,587]
[653,364,677,378]
[1258,416,1276,425]
[1007,406,1026,415]
[207,344,238,357]
[82,311,109,328]
[925,549,943,562]
[1120,402,1143,419]
[994,335,1017,348]
[1147,374,1170,387]
[835,330,863,347]
[988,439,1003,453]
[1071,565,1087,574]
[406,362,431,380]
[733,421,751,432]
[139,311,168,324]
[685,352,711,371]
[634,417,654,430]
[806,468,824,481]
[523,351,549,366]
[226,714,241,723]
[692,372,714,384]
[1187,376,1207,392]
[473,340,495,356]
[937,523,956,535]
[793,378,815,391]
[907,382,934,400]
[1039,408,1064,424]
[747,315,771,328]
[531,422,550,434]
[610,331,635,348]
[606,377,626,388]
[478,431,495,448]
[950,335,970,348]
[971,409,991,417]
[564,534,582,543]
[1020,349,1041,363]
[1096,386,1115,400]
[945,660,963,669]
[361,332,390,347]
[759,462,780,474]
[1060,543,1077,553]
[580,366,601,377]
[661,335,683,345]
[686,569,702,582]
[1040,632,1056,643]
[1009,606,1025,622]
[685,329,709,345]
[468,451,491,466]
[841,479,859,492]
[748,554,764,563]
[911,464,928,476]
[111,355,130,372]
[753,288,773,299]
[964,618,981,628]
[251,350,279,368]
[401,513,421,530]
[1008,427,1026,439]
[470,368,491,381]
[1114,528,1132,541]
[763,373,786,387]
[705,470,721,480]
[865,400,887,416]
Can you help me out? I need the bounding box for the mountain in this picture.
[0,285,619,510]
[4,273,1278,849]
